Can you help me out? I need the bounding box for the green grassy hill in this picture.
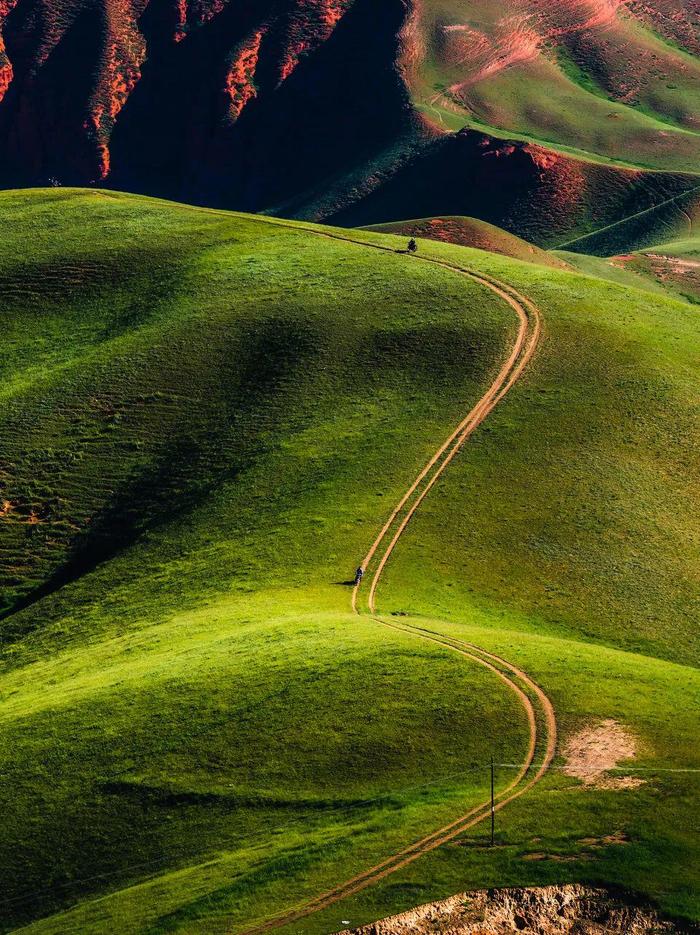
[408,0,700,175]
[0,189,527,933]
[558,231,700,303]
[0,191,698,934]
[551,250,674,297]
[362,217,570,269]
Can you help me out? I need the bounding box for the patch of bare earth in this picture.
[338,885,684,934]
[563,719,645,790]
[579,831,629,847]
[614,254,700,300]
[523,832,630,863]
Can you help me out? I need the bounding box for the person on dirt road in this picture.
[354,566,364,586]
[408,238,418,254]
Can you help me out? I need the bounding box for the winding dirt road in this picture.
[240,236,556,935]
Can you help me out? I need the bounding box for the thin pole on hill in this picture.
[490,756,495,847]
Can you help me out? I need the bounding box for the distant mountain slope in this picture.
[0,0,698,242]
[558,184,700,255]
[0,0,412,201]
[407,0,700,173]
[322,129,698,249]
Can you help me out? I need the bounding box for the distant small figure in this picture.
[354,566,365,586]
[407,238,418,254]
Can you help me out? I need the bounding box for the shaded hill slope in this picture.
[320,130,698,249]
[559,184,700,255]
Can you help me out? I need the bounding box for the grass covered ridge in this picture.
[407,0,700,175]
[362,217,570,270]
[0,190,698,933]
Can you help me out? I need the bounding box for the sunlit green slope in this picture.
[0,189,525,933]
[558,230,700,302]
[0,191,698,934]
[616,234,700,304]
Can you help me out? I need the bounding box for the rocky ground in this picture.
[339,885,691,934]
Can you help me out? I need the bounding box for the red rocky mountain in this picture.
[0,0,697,245]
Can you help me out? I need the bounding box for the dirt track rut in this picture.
[240,234,556,935]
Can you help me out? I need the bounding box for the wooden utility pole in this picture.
[490,756,495,846]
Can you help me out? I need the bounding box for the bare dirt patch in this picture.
[338,885,684,934]
[578,831,630,848]
[523,832,630,864]
[523,852,584,862]
[563,719,645,790]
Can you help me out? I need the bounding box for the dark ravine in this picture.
[338,885,694,935]
[0,0,414,206]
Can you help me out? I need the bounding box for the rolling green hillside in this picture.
[362,217,570,269]
[551,250,674,296]
[0,191,698,934]
[0,189,526,933]
[407,0,700,175]
[559,231,700,302]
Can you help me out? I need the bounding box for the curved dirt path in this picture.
[240,235,556,935]
[355,271,540,615]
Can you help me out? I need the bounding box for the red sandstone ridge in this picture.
[277,0,353,83]
[0,0,16,104]
[224,29,267,122]
[85,0,147,179]
[0,0,359,185]
[223,0,352,121]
